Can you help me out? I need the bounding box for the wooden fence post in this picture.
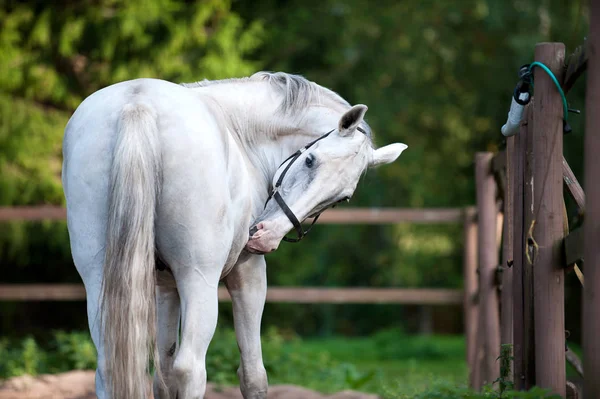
[463,207,479,388]
[530,42,566,397]
[512,105,526,389]
[475,152,500,387]
[525,103,538,390]
[584,4,600,398]
[501,140,513,376]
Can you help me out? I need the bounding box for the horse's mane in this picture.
[180,71,373,139]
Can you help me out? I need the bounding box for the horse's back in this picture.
[63,77,232,200]
[63,78,213,155]
[62,77,250,278]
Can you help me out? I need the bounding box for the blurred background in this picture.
[0,0,590,397]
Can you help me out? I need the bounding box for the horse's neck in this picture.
[191,80,341,216]
[195,81,329,177]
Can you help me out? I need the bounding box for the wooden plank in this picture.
[463,213,479,388]
[565,226,584,267]
[263,287,464,304]
[0,284,463,304]
[524,103,537,390]
[501,141,514,373]
[563,40,589,94]
[512,106,527,389]
[318,208,466,224]
[515,102,537,389]
[0,284,86,301]
[531,42,566,397]
[475,152,501,388]
[563,157,586,212]
[584,4,600,398]
[0,206,67,221]
[0,206,467,224]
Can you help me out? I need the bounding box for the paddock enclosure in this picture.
[2,5,600,399]
[0,38,598,395]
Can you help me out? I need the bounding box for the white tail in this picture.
[101,102,163,399]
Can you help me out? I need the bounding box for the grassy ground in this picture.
[0,328,565,398]
[274,331,468,396]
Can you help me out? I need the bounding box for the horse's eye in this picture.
[305,155,314,168]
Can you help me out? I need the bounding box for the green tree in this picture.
[0,0,264,335]
[232,0,589,334]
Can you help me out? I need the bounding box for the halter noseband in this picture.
[263,127,365,243]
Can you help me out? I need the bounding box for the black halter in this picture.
[263,127,364,243]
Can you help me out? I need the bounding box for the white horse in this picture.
[61,71,407,399]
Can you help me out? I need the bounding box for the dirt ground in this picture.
[0,371,381,399]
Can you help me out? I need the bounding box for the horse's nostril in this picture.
[249,225,259,236]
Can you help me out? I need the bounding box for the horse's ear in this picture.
[369,143,408,167]
[338,104,368,137]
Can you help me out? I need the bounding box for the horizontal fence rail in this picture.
[0,284,463,304]
[0,206,470,224]
[0,206,470,304]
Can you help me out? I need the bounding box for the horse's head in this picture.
[245,104,407,254]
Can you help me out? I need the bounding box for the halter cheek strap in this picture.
[263,126,366,243]
[273,189,322,242]
[263,130,333,242]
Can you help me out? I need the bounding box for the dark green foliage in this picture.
[494,344,515,396]
[0,331,96,378]
[372,327,455,360]
[49,331,97,373]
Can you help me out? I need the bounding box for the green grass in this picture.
[0,328,563,398]
[276,330,468,396]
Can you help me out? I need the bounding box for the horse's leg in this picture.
[82,269,109,399]
[67,216,110,398]
[65,188,111,398]
[153,271,181,399]
[171,261,221,399]
[225,254,268,399]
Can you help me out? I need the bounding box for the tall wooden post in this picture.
[512,106,528,389]
[475,152,500,387]
[530,42,566,397]
[583,4,600,398]
[512,102,540,391]
[463,207,479,388]
[501,141,513,376]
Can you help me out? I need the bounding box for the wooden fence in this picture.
[0,206,472,308]
[472,34,599,399]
